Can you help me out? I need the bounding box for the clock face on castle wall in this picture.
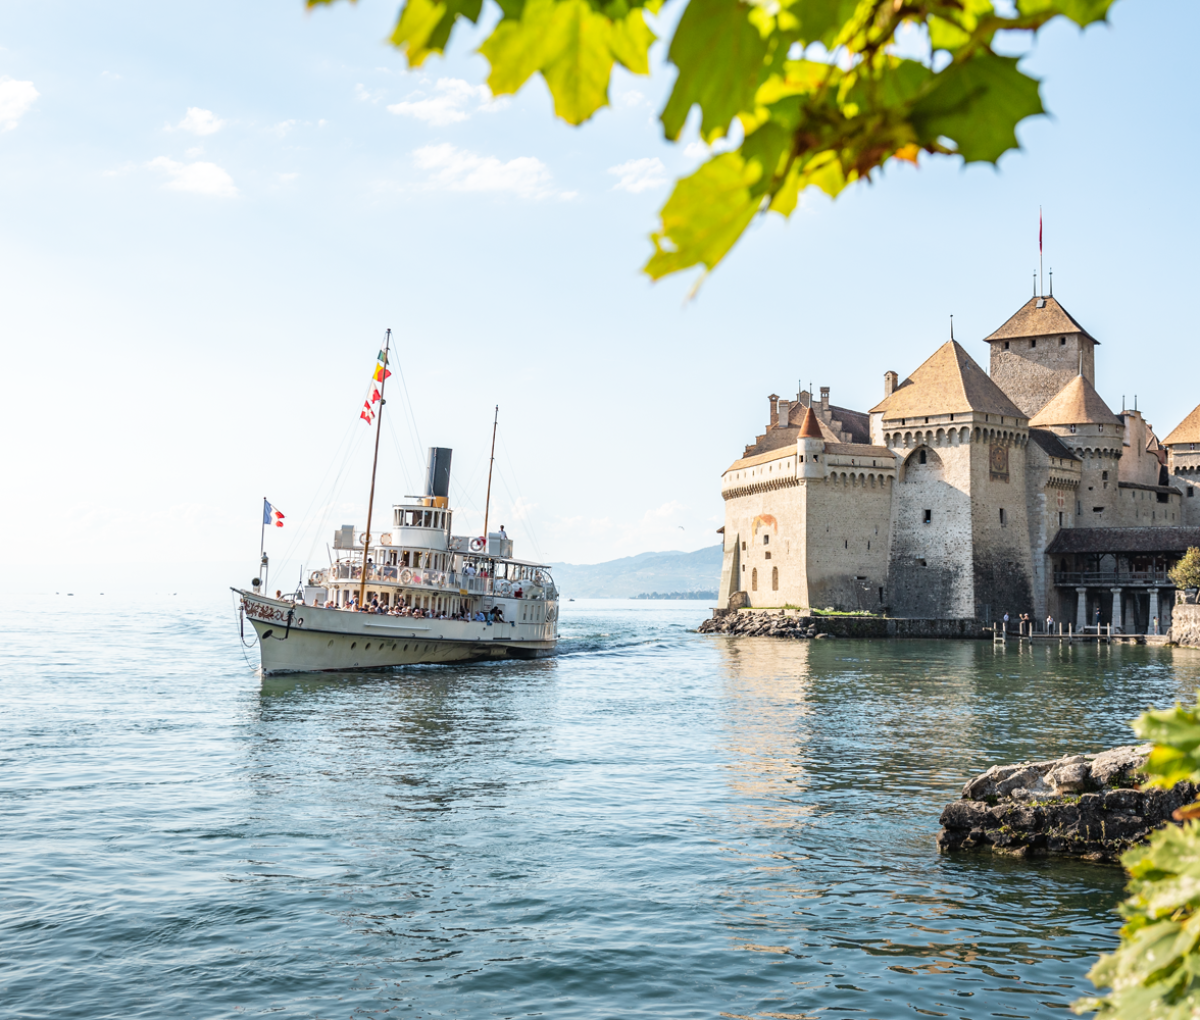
[990,443,1009,481]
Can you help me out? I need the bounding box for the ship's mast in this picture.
[358,329,392,607]
[481,406,498,552]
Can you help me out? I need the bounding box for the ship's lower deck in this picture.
[238,591,557,674]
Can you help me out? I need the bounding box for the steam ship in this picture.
[234,333,558,674]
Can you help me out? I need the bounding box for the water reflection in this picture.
[707,636,1196,1019]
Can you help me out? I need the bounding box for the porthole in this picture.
[403,644,408,651]
[327,639,334,648]
[391,642,397,650]
[350,642,357,650]
[365,643,371,650]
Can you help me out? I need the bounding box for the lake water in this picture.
[4,595,1200,1020]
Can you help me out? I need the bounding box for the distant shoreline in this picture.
[630,591,718,601]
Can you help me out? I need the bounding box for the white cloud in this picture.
[388,78,501,126]
[615,90,646,107]
[355,83,384,104]
[276,172,299,184]
[185,146,203,158]
[413,143,554,198]
[0,77,39,131]
[608,157,668,193]
[147,156,237,197]
[172,107,224,136]
[271,119,297,138]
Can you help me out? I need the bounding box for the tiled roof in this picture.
[984,295,1098,343]
[1028,375,1122,427]
[1028,428,1080,461]
[798,407,823,438]
[1163,402,1200,446]
[869,340,1026,420]
[724,445,796,474]
[1045,526,1200,555]
[825,443,895,458]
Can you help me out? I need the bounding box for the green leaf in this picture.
[911,50,1043,163]
[660,0,770,142]
[478,0,654,124]
[644,152,762,279]
[388,0,484,66]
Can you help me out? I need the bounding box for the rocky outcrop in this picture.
[698,609,987,640]
[937,744,1195,861]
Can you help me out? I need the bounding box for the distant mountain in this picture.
[547,545,723,599]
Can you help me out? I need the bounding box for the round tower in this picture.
[798,406,825,479]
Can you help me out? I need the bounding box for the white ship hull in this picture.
[237,591,557,674]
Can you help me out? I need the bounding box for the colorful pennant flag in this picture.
[373,363,392,383]
[359,351,391,425]
[263,499,285,527]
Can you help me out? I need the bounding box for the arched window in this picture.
[751,568,758,591]
[771,566,779,591]
[919,449,927,464]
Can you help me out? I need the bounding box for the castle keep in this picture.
[718,293,1200,631]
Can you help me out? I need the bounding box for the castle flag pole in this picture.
[1039,207,1044,296]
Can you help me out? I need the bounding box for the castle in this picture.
[717,292,1200,632]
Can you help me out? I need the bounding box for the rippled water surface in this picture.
[5,594,1200,1020]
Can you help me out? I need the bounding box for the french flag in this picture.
[263,499,285,527]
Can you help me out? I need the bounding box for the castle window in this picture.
[1059,511,1064,527]
[919,449,927,464]
[1004,341,1010,350]
[763,534,769,545]
[1190,488,1194,498]
[1060,337,1066,345]
[1102,471,1108,480]
[1069,424,1077,434]
[752,568,758,591]
[844,539,848,549]
[923,509,932,524]
[765,551,771,560]
[919,559,927,567]
[1093,506,1104,513]
[741,541,747,551]
[879,587,884,603]
[1031,339,1037,348]
[999,508,1006,527]
[771,567,779,591]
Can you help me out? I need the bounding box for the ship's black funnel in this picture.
[425,447,452,499]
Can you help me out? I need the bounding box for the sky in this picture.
[2,0,1197,593]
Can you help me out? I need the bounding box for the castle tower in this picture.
[871,340,1033,621]
[983,295,1099,418]
[797,406,824,479]
[1161,402,1200,522]
[1028,375,1124,524]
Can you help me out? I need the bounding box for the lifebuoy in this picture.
[498,580,512,596]
[309,570,323,585]
[469,536,486,552]
[400,568,413,584]
[380,533,392,546]
[358,534,368,545]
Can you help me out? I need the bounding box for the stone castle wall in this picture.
[888,438,975,617]
[805,471,892,612]
[971,430,1034,621]
[989,332,1094,417]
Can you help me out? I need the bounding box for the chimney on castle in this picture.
[777,399,791,428]
[820,386,830,412]
[768,393,779,428]
[884,370,898,397]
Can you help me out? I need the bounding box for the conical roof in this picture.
[1028,375,1122,427]
[869,340,1025,420]
[984,295,1097,344]
[798,406,823,438]
[1163,402,1200,446]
